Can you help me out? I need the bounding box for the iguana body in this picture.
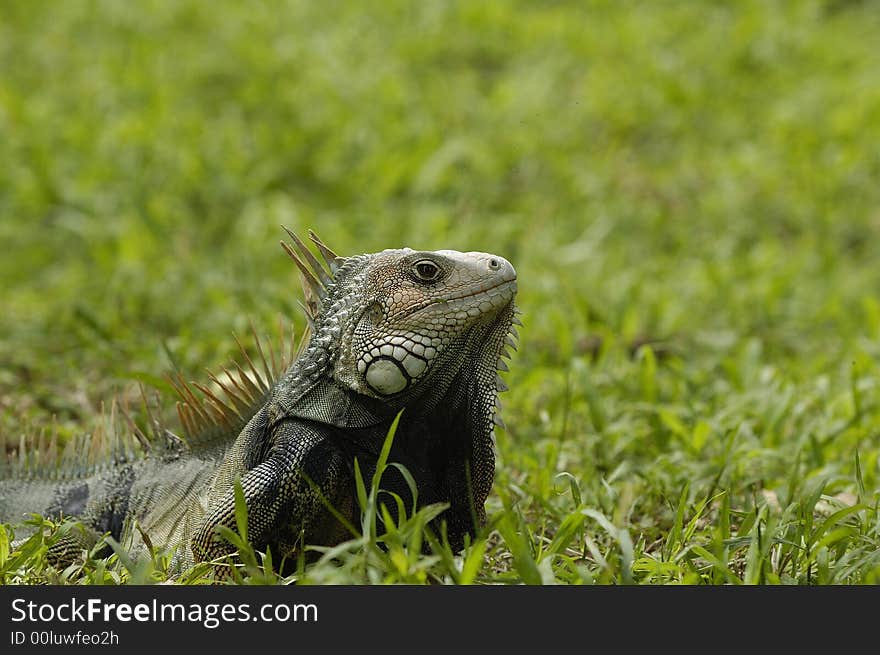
[0,231,519,572]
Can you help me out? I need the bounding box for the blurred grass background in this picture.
[2,0,880,582]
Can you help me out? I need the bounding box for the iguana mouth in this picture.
[399,279,518,320]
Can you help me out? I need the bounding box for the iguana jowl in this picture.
[0,230,519,572]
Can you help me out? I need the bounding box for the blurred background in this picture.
[1,0,879,453]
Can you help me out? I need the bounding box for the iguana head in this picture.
[277,230,519,427]
[336,247,516,397]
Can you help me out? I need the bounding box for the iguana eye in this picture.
[411,259,442,283]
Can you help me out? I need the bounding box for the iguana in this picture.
[0,229,520,573]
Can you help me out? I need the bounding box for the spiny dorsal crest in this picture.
[1,395,161,480]
[279,227,342,326]
[173,228,339,443]
[172,319,302,444]
[2,231,327,477]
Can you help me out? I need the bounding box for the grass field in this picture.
[2,0,880,584]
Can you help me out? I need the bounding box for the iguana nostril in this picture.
[484,255,516,282]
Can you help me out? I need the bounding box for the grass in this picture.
[2,0,880,584]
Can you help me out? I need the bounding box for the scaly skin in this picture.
[0,234,519,572]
